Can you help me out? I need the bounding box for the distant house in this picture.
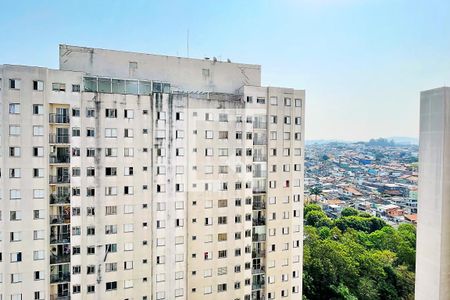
[404,214,417,225]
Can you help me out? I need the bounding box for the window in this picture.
[33,80,44,91]
[219,113,228,122]
[33,147,44,157]
[219,131,228,139]
[295,98,302,107]
[52,83,66,91]
[72,84,80,92]
[124,148,134,157]
[10,189,21,200]
[72,127,80,137]
[205,130,213,139]
[33,126,44,136]
[9,168,21,178]
[105,167,117,176]
[124,128,133,137]
[9,103,20,114]
[33,104,44,115]
[87,128,95,137]
[9,79,21,89]
[284,97,291,106]
[176,130,184,139]
[72,108,80,116]
[10,252,22,262]
[33,250,45,260]
[270,96,278,105]
[106,281,117,291]
[124,109,134,119]
[86,108,95,117]
[11,273,22,283]
[218,283,227,292]
[105,148,117,157]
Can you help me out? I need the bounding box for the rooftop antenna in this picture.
[187,29,190,58]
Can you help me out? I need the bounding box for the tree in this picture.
[303,205,415,300]
[341,207,359,217]
[304,204,322,217]
[310,187,322,202]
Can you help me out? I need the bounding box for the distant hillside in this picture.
[388,137,419,145]
[306,137,418,146]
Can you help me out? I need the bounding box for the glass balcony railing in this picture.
[252,250,266,258]
[49,214,70,224]
[49,134,69,144]
[50,295,70,300]
[49,175,70,184]
[49,114,70,124]
[50,271,70,283]
[252,265,266,274]
[252,217,266,226]
[50,193,70,204]
[252,233,266,242]
[49,155,70,164]
[252,200,266,210]
[50,234,70,244]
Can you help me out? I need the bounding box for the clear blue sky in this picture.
[1,0,449,140]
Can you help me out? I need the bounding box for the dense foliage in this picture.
[303,204,416,300]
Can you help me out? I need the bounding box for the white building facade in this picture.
[416,87,450,300]
[0,45,305,300]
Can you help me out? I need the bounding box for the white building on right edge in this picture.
[415,87,450,300]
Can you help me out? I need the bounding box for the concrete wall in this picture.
[416,87,450,300]
[59,45,261,94]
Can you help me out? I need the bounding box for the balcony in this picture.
[50,295,70,300]
[252,201,266,210]
[50,271,70,283]
[252,217,266,226]
[49,114,70,124]
[50,214,70,224]
[49,134,69,144]
[50,193,70,204]
[252,282,265,290]
[49,175,70,184]
[252,250,266,258]
[252,233,266,242]
[50,233,70,244]
[253,186,267,194]
[252,265,266,274]
[49,155,70,164]
[253,154,267,162]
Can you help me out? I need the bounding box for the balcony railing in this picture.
[252,233,266,242]
[252,201,266,210]
[50,214,70,224]
[50,271,70,283]
[49,175,70,184]
[252,250,266,258]
[50,295,70,300]
[50,193,70,204]
[253,155,267,162]
[49,114,70,124]
[252,265,266,274]
[49,155,70,164]
[252,217,266,226]
[253,186,267,194]
[252,282,265,290]
[50,234,70,244]
[49,134,69,144]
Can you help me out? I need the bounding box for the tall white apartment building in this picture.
[416,87,450,300]
[0,45,305,300]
